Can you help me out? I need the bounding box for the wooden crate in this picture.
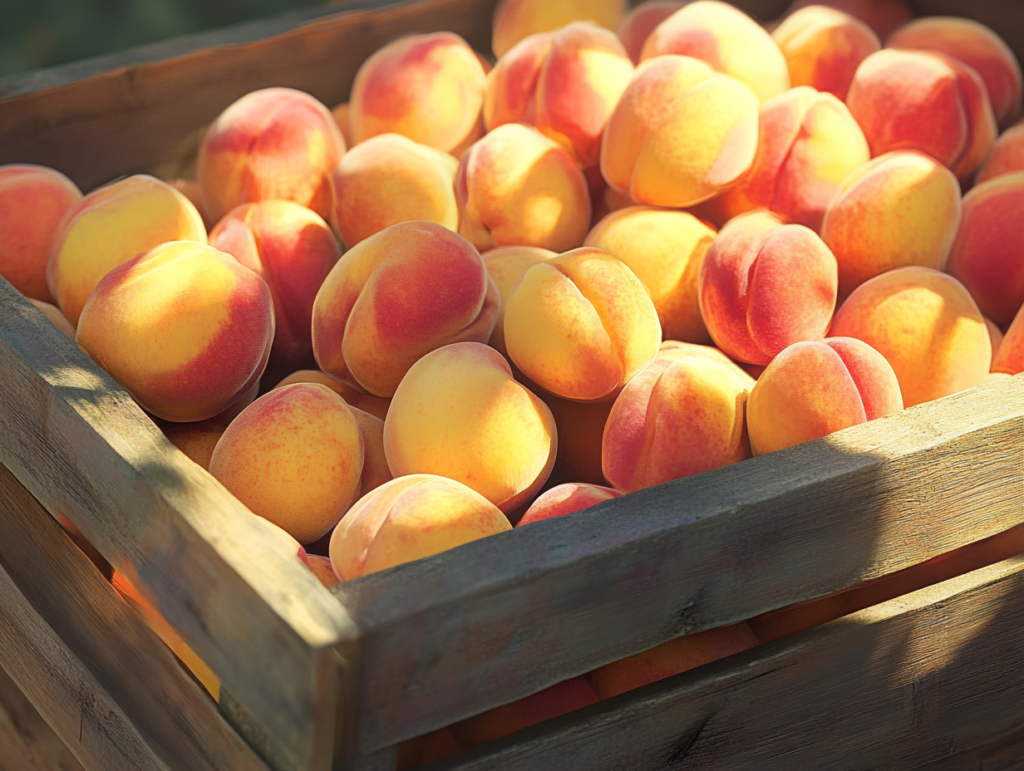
[2,0,1024,769]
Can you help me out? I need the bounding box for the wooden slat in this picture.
[0,279,356,771]
[0,462,272,771]
[918,724,1024,770]
[335,374,1024,752]
[426,554,1024,771]
[0,666,86,771]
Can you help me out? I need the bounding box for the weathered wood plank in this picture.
[918,724,1024,770]
[0,278,356,771]
[428,555,1024,771]
[0,666,86,771]
[334,374,1024,751]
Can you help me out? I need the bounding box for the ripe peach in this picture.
[330,102,354,147]
[273,370,390,421]
[541,393,614,486]
[76,241,273,422]
[329,474,511,580]
[481,245,556,357]
[311,221,499,398]
[618,1,686,65]
[29,299,75,338]
[517,482,621,526]
[986,319,1004,367]
[492,0,626,58]
[992,301,1024,375]
[976,124,1024,183]
[306,555,341,588]
[0,165,81,303]
[781,0,912,42]
[159,420,225,470]
[168,178,211,229]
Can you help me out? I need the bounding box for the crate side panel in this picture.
[0,666,86,771]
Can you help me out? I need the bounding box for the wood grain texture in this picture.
[0,462,272,771]
[918,724,1024,770]
[0,278,356,771]
[0,666,85,771]
[424,555,1024,771]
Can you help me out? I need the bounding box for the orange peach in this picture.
[601,55,760,208]
[492,0,626,58]
[330,102,354,147]
[986,319,1004,367]
[198,88,346,226]
[481,245,557,357]
[821,151,962,299]
[830,267,990,407]
[209,200,340,373]
[48,174,206,325]
[329,474,511,580]
[350,406,393,499]
[167,178,211,229]
[159,420,225,470]
[311,221,499,397]
[585,207,713,344]
[698,210,838,365]
[0,165,81,303]
[618,1,686,65]
[782,0,912,42]
[517,482,621,526]
[945,173,1024,328]
[503,247,662,402]
[306,555,341,588]
[992,301,1024,375]
[747,337,903,456]
[976,124,1024,183]
[541,393,614,486]
[29,299,75,338]
[349,33,487,156]
[640,1,790,102]
[76,241,273,422]
[456,122,591,252]
[273,369,390,421]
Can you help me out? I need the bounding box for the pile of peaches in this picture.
[4,0,1024,758]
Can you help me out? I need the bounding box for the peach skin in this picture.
[349,32,487,156]
[306,555,341,588]
[503,246,662,402]
[76,241,274,423]
[976,124,1024,183]
[350,406,393,499]
[28,299,76,338]
[781,0,912,42]
[829,267,990,407]
[0,164,81,303]
[992,301,1024,375]
[198,88,346,226]
[517,482,621,526]
[329,474,511,580]
[384,342,557,513]
[540,393,614,486]
[618,1,687,65]
[274,370,390,420]
[492,0,626,58]
[311,221,500,397]
[986,318,1005,367]
[330,102,354,147]
[48,174,206,325]
[481,245,556,357]
[698,210,838,366]
[158,420,225,471]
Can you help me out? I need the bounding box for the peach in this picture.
[540,393,614,486]
[946,173,1024,328]
[396,729,463,770]
[704,86,869,232]
[585,207,714,344]
[492,0,626,58]
[0,165,81,303]
[329,474,511,580]
[992,301,1024,375]
[159,420,225,470]
[273,369,390,421]
[76,241,273,422]
[350,406,393,499]
[385,343,556,513]
[349,33,487,156]
[746,338,903,456]
[602,342,754,492]
[976,124,1024,183]
[481,245,557,357]
[311,221,499,398]
[821,151,962,299]
[209,200,340,373]
[698,210,838,366]
[306,555,341,588]
[888,16,1022,128]
[332,134,458,249]
[829,267,990,407]
[640,1,790,102]
[456,122,591,252]
[330,102,354,148]
[503,247,662,402]
[517,482,621,526]
[987,319,1004,367]
[601,55,760,208]
[781,0,912,42]
[198,88,346,226]
[484,22,634,169]
[48,174,206,325]
[29,299,75,338]
[587,623,758,699]
[167,178,211,229]
[618,1,687,65]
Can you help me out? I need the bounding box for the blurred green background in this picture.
[0,0,327,78]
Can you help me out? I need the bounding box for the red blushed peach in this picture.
[541,393,613,486]
[601,56,760,208]
[888,16,1022,128]
[329,474,511,580]
[485,23,634,169]
[332,134,458,249]
[782,0,912,42]
[640,1,790,102]
[771,6,880,100]
[198,88,346,226]
[585,207,714,344]
[349,33,487,156]
[76,241,273,422]
[503,247,662,402]
[492,0,626,58]
[830,267,990,407]
[456,123,591,252]
[517,482,621,526]
[29,299,75,338]
[602,342,754,492]
[618,1,686,65]
[481,245,557,357]
[977,124,1024,183]
[698,210,838,366]
[311,221,499,398]
[210,200,340,373]
[705,86,869,232]
[274,370,390,421]
[746,338,903,456]
[821,151,962,299]
[158,420,225,470]
[946,173,1024,328]
[992,301,1024,375]
[306,555,341,588]
[0,165,81,303]
[210,383,364,544]
[587,623,758,699]
[48,174,206,325]
[384,343,556,513]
